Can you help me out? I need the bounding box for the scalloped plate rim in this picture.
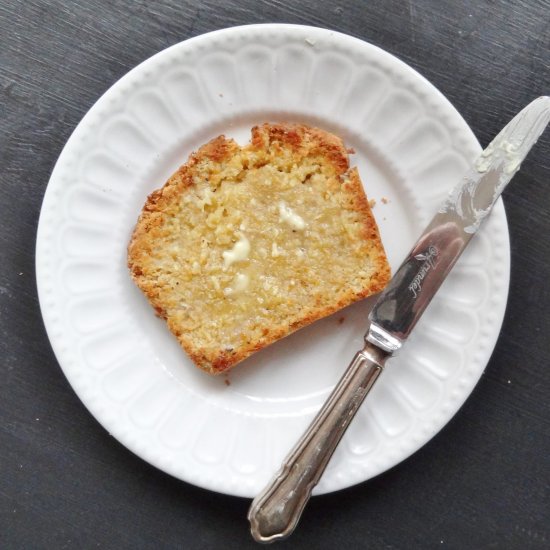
[36,23,510,498]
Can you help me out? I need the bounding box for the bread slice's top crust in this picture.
[128,123,390,374]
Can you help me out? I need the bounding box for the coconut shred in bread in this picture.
[128,123,391,374]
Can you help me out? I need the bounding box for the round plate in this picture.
[36,24,510,497]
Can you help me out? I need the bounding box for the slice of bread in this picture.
[128,123,390,374]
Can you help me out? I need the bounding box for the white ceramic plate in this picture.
[36,24,510,497]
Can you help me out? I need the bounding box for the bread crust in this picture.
[128,123,390,374]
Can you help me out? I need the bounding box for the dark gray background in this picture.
[1,1,549,548]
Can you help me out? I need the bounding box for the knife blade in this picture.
[248,96,550,543]
[368,95,550,353]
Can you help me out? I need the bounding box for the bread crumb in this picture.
[218,92,224,98]
[305,37,316,46]
[338,317,345,324]
[224,378,231,386]
[18,272,23,276]
[381,197,389,204]
[346,147,356,154]
[369,199,376,208]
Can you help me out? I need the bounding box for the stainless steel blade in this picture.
[367,96,550,353]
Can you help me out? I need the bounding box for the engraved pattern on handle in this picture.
[248,343,388,543]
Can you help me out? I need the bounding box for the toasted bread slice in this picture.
[128,123,390,374]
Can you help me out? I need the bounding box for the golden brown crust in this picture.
[344,167,391,293]
[249,123,349,173]
[128,123,391,375]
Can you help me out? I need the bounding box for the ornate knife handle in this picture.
[248,342,389,543]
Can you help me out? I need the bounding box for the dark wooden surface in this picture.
[1,1,549,548]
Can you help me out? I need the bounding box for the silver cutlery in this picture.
[248,96,550,543]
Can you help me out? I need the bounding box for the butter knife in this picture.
[248,96,550,543]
